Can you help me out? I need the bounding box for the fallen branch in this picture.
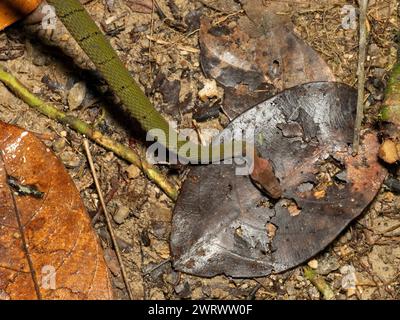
[0,65,178,201]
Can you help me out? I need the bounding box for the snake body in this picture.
[45,0,283,198]
[46,0,245,163]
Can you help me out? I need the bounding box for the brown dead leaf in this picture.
[125,0,154,14]
[0,0,41,31]
[171,82,386,277]
[0,121,113,300]
[199,0,335,116]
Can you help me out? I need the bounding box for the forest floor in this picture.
[0,0,399,299]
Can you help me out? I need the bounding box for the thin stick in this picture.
[83,139,134,300]
[353,0,369,154]
[0,65,178,200]
[148,0,155,77]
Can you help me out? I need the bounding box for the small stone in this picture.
[126,164,141,179]
[113,206,131,224]
[68,81,87,110]
[379,140,399,164]
[340,265,357,296]
[174,282,191,298]
[317,255,340,275]
[307,259,318,269]
[60,151,81,168]
[52,138,66,153]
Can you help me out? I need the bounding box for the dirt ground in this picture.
[0,0,399,300]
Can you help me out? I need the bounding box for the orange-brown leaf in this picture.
[0,121,113,300]
[0,0,42,31]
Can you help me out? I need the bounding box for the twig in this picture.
[353,0,369,154]
[0,65,178,200]
[83,139,133,300]
[146,35,199,53]
[148,0,155,78]
[304,266,335,300]
[92,175,120,224]
[192,119,206,146]
[142,259,170,276]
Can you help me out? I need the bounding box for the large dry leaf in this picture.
[199,1,335,117]
[171,82,386,277]
[0,121,113,299]
[0,0,41,31]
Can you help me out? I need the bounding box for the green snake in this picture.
[45,0,282,198]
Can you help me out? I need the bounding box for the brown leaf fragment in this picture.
[250,153,282,199]
[125,0,154,14]
[0,121,113,300]
[266,223,277,240]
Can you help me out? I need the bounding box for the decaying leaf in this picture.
[0,121,113,299]
[0,0,41,31]
[171,82,386,277]
[125,0,154,14]
[199,0,335,117]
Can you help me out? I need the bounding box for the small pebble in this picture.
[113,206,131,224]
[308,259,318,269]
[198,79,221,101]
[68,81,87,110]
[126,164,141,179]
[52,138,66,153]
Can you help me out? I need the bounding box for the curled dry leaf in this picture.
[199,1,335,117]
[171,82,386,277]
[0,121,113,299]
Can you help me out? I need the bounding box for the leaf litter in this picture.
[0,0,398,299]
[171,82,387,277]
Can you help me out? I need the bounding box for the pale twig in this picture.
[146,35,199,53]
[192,119,206,146]
[83,139,133,300]
[148,0,155,78]
[0,65,178,200]
[353,0,369,154]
